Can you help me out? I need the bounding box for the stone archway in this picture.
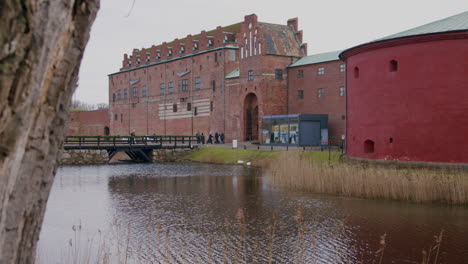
[244,93,259,141]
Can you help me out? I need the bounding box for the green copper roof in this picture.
[225,69,240,79]
[288,50,342,68]
[377,11,468,42]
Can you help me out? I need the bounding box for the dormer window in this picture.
[193,43,198,50]
[127,61,132,67]
[180,46,185,54]
[224,36,228,43]
[146,54,150,62]
[136,57,140,65]
[168,49,172,56]
[207,39,213,47]
[156,52,161,59]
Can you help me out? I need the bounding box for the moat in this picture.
[37,163,468,263]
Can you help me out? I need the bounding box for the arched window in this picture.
[364,140,374,153]
[389,60,398,72]
[354,66,360,78]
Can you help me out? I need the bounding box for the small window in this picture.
[275,69,283,80]
[229,50,236,61]
[207,39,213,47]
[124,89,128,99]
[210,101,214,112]
[168,82,174,94]
[364,140,374,153]
[318,88,325,98]
[120,114,123,122]
[211,80,216,91]
[114,114,118,120]
[146,54,150,62]
[317,67,325,75]
[180,46,185,54]
[339,87,346,97]
[297,90,304,100]
[160,83,166,95]
[341,115,346,120]
[389,137,393,143]
[248,70,254,81]
[354,67,359,78]
[142,86,147,97]
[340,64,345,72]
[173,104,177,112]
[390,60,398,72]
[156,52,161,59]
[136,57,141,65]
[297,69,304,78]
[182,79,188,91]
[168,49,172,56]
[187,102,192,111]
[193,43,198,50]
[214,53,218,63]
[194,107,198,116]
[195,77,201,90]
[117,90,121,100]
[132,87,138,98]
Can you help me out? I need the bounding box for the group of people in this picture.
[196,132,225,144]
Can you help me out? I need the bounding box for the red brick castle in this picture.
[107,14,346,142]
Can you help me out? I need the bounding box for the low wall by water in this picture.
[152,149,193,163]
[60,149,108,165]
[59,148,195,165]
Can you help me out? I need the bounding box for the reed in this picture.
[37,208,447,264]
[267,152,468,204]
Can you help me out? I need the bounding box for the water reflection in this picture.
[38,163,468,263]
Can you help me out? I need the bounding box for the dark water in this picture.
[37,163,468,263]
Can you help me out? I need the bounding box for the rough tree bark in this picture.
[0,1,99,263]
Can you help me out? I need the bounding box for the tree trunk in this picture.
[0,1,99,263]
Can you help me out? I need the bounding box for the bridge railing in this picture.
[64,135,198,149]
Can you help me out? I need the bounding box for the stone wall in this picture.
[60,149,108,165]
[59,148,195,165]
[152,149,194,163]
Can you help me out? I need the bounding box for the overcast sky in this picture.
[74,0,468,104]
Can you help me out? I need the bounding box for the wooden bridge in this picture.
[64,135,198,162]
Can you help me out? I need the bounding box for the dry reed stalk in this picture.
[268,152,468,204]
[375,233,386,264]
[268,209,279,264]
[236,208,247,263]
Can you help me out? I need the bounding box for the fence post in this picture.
[174,136,177,148]
[97,136,100,148]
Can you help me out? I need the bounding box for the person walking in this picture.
[201,132,205,144]
[214,132,219,144]
[207,133,213,144]
[220,133,225,144]
[130,130,136,144]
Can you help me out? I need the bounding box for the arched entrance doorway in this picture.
[244,93,259,141]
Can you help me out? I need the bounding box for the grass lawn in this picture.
[185,147,341,166]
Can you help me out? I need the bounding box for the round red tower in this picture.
[340,12,468,163]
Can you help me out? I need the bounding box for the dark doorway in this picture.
[244,93,259,141]
[104,126,110,136]
[364,139,375,153]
